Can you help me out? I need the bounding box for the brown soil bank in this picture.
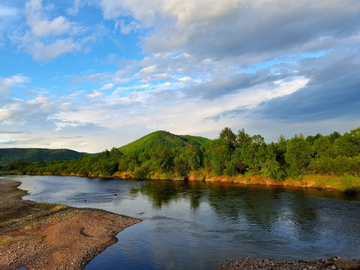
[0,180,141,270]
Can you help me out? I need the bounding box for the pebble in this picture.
[219,257,360,270]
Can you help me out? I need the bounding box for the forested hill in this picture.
[7,127,360,191]
[0,148,94,166]
[119,131,210,155]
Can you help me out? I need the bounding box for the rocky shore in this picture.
[220,257,360,270]
[0,180,141,270]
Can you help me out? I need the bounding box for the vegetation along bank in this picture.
[2,127,360,192]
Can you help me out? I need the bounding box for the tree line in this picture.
[2,127,360,181]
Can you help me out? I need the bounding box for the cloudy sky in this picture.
[0,0,359,152]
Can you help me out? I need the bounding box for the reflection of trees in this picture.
[284,190,320,239]
[190,189,202,210]
[129,180,356,236]
[207,186,280,227]
[130,180,210,210]
[130,181,182,209]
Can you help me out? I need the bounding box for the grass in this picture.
[177,135,210,146]
[340,175,360,192]
[325,181,335,186]
[119,130,210,155]
[302,174,360,191]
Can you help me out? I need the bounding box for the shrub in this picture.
[133,167,147,179]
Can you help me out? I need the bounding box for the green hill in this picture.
[0,148,95,166]
[119,131,210,155]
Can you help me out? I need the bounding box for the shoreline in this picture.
[14,171,360,193]
[220,257,360,270]
[0,179,141,270]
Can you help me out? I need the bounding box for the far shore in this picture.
[0,179,141,270]
[9,170,360,193]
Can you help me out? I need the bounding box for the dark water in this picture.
[3,175,360,270]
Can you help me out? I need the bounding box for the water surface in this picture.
[4,175,360,270]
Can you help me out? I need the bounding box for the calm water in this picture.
[3,175,360,269]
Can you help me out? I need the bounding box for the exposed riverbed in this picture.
[0,178,140,270]
[4,175,360,270]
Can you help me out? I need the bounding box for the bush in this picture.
[341,174,355,191]
[133,167,147,179]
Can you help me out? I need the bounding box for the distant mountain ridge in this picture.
[0,131,209,166]
[119,131,210,155]
[0,148,96,166]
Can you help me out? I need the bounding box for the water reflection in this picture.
[130,180,359,234]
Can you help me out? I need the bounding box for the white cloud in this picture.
[113,84,151,94]
[113,77,130,84]
[31,16,73,37]
[115,20,142,34]
[178,76,192,83]
[100,0,360,64]
[25,0,83,37]
[162,0,241,24]
[0,109,13,122]
[8,0,95,61]
[0,74,31,94]
[164,82,172,86]
[142,73,174,82]
[71,73,112,85]
[0,95,55,127]
[100,83,114,90]
[32,39,81,61]
[88,92,103,98]
[135,65,157,77]
[66,0,81,15]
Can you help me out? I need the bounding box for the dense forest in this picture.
[2,128,360,190]
[0,148,95,166]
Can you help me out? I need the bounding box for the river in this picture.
[3,175,360,270]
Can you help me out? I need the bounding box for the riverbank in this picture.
[220,257,360,270]
[15,170,360,193]
[0,179,141,270]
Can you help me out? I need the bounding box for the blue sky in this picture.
[1,0,360,152]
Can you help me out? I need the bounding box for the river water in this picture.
[3,175,360,269]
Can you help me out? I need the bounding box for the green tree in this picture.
[329,131,341,143]
[335,128,360,157]
[219,127,236,148]
[236,128,252,148]
[133,167,148,179]
[313,136,335,158]
[285,134,313,178]
[202,139,233,176]
[306,133,322,145]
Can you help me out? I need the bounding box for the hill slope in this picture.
[119,131,210,155]
[0,148,94,166]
